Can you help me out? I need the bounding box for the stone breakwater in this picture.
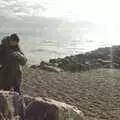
[31,45,120,72]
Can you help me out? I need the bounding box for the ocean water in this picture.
[0,32,112,65]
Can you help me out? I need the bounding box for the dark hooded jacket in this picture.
[0,42,27,90]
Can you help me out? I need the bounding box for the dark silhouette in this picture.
[0,33,27,94]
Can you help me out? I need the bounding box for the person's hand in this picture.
[11,52,17,56]
[10,51,27,65]
[11,51,22,58]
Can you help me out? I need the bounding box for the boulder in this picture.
[0,91,84,120]
[24,97,84,120]
[40,61,62,73]
[30,65,40,69]
[0,91,24,120]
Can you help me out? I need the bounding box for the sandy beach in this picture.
[22,67,120,120]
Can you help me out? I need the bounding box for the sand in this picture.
[22,68,120,120]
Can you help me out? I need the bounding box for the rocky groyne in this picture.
[32,45,120,72]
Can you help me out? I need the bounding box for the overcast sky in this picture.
[0,0,120,45]
[0,0,120,23]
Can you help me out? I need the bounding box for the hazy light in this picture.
[1,0,120,45]
[40,0,120,24]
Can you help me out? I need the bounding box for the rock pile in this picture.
[37,45,120,72]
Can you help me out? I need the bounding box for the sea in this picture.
[0,31,116,65]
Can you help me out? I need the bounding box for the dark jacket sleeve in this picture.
[11,51,27,66]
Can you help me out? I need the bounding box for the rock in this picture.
[49,58,62,64]
[40,61,62,73]
[0,91,84,120]
[24,97,84,120]
[30,65,39,69]
[0,91,24,120]
[97,58,112,66]
[113,63,120,68]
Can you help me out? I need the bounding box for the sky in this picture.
[0,0,120,45]
[0,0,120,23]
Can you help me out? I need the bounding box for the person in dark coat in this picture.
[0,33,27,94]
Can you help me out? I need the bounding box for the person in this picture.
[0,33,27,94]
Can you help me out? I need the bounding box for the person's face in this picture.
[10,40,18,46]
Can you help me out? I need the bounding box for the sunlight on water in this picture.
[0,31,118,64]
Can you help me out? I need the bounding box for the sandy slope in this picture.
[22,68,120,120]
